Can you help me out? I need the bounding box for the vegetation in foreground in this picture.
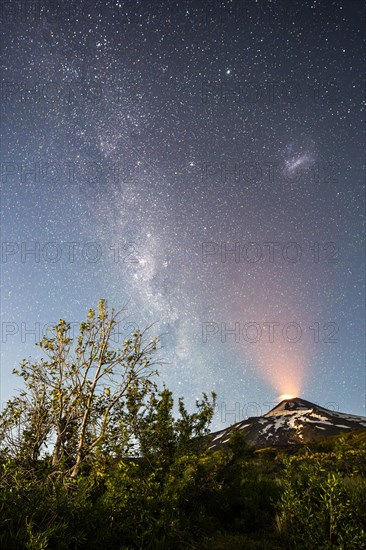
[0,300,365,549]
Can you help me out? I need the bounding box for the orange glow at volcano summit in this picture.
[249,342,306,404]
[278,394,296,401]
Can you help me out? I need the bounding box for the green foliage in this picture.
[0,300,160,477]
[0,300,365,548]
[276,451,366,549]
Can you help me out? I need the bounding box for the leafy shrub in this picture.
[276,455,366,549]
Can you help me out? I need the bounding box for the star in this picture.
[0,0,364,426]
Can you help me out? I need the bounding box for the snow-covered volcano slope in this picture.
[208,397,366,449]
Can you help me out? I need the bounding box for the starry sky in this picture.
[1,0,365,429]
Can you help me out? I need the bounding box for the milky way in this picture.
[1,1,365,428]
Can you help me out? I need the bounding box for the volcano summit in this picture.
[208,397,366,450]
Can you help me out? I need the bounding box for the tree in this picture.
[101,387,218,547]
[129,386,217,468]
[0,299,160,478]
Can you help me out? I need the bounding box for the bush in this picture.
[276,455,366,549]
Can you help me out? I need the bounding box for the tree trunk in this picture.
[52,435,62,466]
[52,418,66,466]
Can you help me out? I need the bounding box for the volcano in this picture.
[208,397,366,449]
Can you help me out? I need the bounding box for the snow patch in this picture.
[213,432,226,441]
[335,424,351,429]
[260,424,273,436]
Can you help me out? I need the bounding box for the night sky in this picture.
[1,0,365,429]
